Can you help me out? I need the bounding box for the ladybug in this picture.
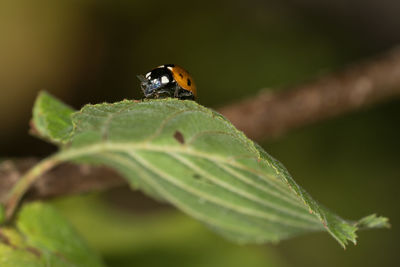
[137,64,196,100]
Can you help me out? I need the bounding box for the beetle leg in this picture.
[173,84,181,98]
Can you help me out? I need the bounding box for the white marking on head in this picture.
[145,72,151,79]
[161,76,169,84]
[166,66,173,70]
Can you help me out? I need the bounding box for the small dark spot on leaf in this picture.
[193,174,201,179]
[187,78,191,86]
[25,247,42,258]
[174,131,185,144]
[192,174,212,185]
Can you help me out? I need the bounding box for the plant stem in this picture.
[4,154,61,222]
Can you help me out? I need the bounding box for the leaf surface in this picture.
[31,91,389,248]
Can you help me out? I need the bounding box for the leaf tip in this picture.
[356,214,390,229]
[31,91,75,144]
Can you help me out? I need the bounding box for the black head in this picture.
[137,66,176,98]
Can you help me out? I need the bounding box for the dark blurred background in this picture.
[1,0,399,266]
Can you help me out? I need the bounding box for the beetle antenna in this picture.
[136,75,147,82]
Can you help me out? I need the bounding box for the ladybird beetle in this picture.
[137,64,196,100]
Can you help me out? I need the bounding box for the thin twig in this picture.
[1,47,400,204]
[4,156,60,220]
[0,159,124,206]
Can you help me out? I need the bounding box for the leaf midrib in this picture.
[58,141,299,200]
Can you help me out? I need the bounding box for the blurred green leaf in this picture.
[31,91,388,248]
[0,202,104,267]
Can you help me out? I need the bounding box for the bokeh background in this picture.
[1,0,399,266]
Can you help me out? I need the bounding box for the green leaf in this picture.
[0,202,105,267]
[31,91,74,144]
[31,91,388,248]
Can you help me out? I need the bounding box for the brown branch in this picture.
[1,47,400,202]
[0,159,125,203]
[218,47,400,140]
